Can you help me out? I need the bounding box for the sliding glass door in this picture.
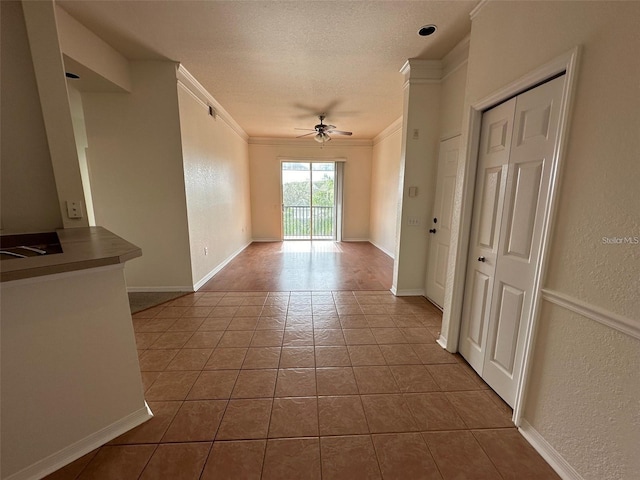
[282,162,336,240]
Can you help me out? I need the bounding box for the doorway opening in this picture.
[281,161,339,240]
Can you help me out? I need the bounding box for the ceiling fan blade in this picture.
[295,128,316,131]
[326,130,353,136]
[296,132,317,138]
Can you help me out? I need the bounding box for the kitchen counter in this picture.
[1,226,142,282]
[1,226,150,479]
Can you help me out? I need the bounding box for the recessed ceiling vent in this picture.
[418,25,437,37]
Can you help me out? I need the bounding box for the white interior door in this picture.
[459,75,565,407]
[459,100,516,372]
[426,136,461,308]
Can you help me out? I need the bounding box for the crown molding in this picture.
[470,0,490,21]
[248,137,372,147]
[400,59,443,87]
[373,117,403,146]
[176,64,248,142]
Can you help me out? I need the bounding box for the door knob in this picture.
[478,256,486,262]
[429,229,437,234]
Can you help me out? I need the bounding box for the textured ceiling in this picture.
[58,1,476,139]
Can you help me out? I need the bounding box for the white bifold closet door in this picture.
[459,75,565,407]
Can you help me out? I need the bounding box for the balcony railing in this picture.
[284,206,334,239]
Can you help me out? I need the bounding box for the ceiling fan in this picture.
[296,114,352,143]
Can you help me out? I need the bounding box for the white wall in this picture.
[82,62,194,290]
[177,83,252,288]
[369,119,402,257]
[249,141,373,241]
[460,2,640,478]
[1,266,148,479]
[22,0,89,230]
[393,76,441,294]
[0,1,62,234]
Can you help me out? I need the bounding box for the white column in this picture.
[392,60,442,295]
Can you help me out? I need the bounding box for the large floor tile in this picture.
[423,430,502,480]
[353,366,400,394]
[472,428,561,479]
[318,396,369,436]
[315,346,351,367]
[145,371,200,401]
[320,435,382,480]
[268,397,319,438]
[446,391,514,429]
[216,398,273,440]
[139,442,210,480]
[231,369,278,398]
[77,445,156,480]
[201,440,265,480]
[274,368,317,397]
[162,400,227,442]
[316,367,359,395]
[360,394,419,433]
[262,438,321,480]
[372,433,442,480]
[187,370,239,400]
[404,393,467,431]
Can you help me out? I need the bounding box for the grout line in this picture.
[132,444,161,480]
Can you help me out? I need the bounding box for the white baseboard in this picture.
[127,286,194,293]
[519,420,584,480]
[252,238,281,242]
[341,238,370,242]
[193,241,251,291]
[436,335,448,349]
[6,404,153,480]
[368,240,395,259]
[394,289,426,297]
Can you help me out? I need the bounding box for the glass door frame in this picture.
[280,159,343,241]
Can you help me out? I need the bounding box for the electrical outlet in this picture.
[412,129,419,140]
[408,217,420,226]
[204,247,208,256]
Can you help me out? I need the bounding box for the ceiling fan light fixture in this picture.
[315,132,331,143]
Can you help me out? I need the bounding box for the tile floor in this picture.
[46,291,560,479]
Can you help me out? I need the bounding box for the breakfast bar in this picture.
[1,227,150,479]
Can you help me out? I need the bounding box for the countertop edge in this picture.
[1,227,142,283]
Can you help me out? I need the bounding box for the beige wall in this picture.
[82,62,193,290]
[369,120,402,257]
[249,142,373,241]
[56,4,131,92]
[0,1,62,233]
[67,85,96,226]
[464,2,640,478]
[439,62,468,140]
[177,84,252,287]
